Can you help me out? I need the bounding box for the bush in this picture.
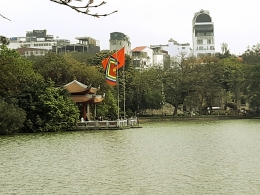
[0,99,26,134]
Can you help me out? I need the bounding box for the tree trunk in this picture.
[173,102,178,117]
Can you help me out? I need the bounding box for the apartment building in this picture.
[192,9,215,57]
[109,32,131,55]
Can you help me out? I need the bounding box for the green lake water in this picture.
[1,119,260,194]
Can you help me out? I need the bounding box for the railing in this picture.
[76,118,139,130]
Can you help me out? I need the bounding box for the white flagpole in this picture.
[116,37,120,119]
[123,47,126,119]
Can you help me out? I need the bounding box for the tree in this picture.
[244,63,260,112]
[217,57,245,109]
[18,80,80,132]
[242,44,260,112]
[0,98,26,135]
[163,55,196,116]
[242,43,260,65]
[95,89,118,119]
[130,68,163,113]
[188,56,223,113]
[0,45,43,98]
[0,36,10,45]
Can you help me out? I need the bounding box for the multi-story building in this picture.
[163,38,191,58]
[16,47,49,58]
[8,29,59,50]
[54,36,100,54]
[109,32,131,55]
[150,45,170,68]
[131,46,154,71]
[192,9,215,58]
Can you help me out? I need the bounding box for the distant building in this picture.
[163,38,191,58]
[131,46,154,71]
[16,47,49,58]
[109,32,131,55]
[192,9,215,58]
[54,36,100,54]
[8,29,59,51]
[150,45,170,68]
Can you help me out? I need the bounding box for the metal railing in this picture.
[76,118,139,130]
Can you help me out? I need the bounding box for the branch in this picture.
[50,0,117,18]
[0,14,11,21]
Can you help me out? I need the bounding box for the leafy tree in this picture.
[0,98,26,135]
[217,57,245,109]
[33,52,76,86]
[0,45,43,98]
[163,56,196,116]
[130,68,163,112]
[95,89,118,120]
[19,80,80,132]
[244,63,260,112]
[242,43,260,65]
[189,56,223,112]
[67,52,95,65]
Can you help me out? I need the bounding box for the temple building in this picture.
[64,80,105,121]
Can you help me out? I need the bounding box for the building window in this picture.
[197,40,203,45]
[199,46,203,50]
[210,46,215,50]
[207,39,212,44]
[182,47,185,50]
[110,40,116,45]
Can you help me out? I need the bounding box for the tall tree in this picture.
[163,55,196,116]
[217,57,245,109]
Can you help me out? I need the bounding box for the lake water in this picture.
[1,119,260,195]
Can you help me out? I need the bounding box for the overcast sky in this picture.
[1,0,260,55]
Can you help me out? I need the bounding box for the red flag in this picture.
[104,57,118,86]
[102,47,125,70]
[102,47,125,86]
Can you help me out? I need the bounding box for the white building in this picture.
[150,45,170,68]
[163,38,191,58]
[109,32,131,55]
[8,30,58,50]
[8,37,55,50]
[192,9,215,58]
[131,46,153,70]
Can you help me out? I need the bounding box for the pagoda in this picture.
[64,80,105,120]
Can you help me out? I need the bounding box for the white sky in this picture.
[1,0,260,55]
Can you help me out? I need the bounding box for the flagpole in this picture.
[116,37,120,120]
[123,48,126,119]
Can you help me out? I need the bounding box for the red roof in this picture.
[131,46,147,52]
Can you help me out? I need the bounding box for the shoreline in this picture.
[138,115,257,123]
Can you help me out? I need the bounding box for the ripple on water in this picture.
[1,119,260,194]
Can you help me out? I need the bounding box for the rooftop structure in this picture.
[64,80,104,121]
